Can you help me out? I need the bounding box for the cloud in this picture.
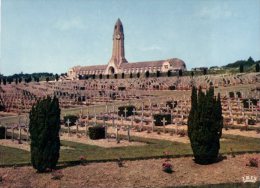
[54,17,86,31]
[197,4,235,20]
[138,45,162,52]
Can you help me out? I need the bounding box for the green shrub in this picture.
[89,126,105,140]
[168,85,176,90]
[229,92,235,98]
[29,96,60,172]
[242,99,258,108]
[0,126,6,139]
[166,101,177,109]
[187,86,223,164]
[118,86,126,91]
[64,115,78,126]
[118,105,136,117]
[153,114,171,126]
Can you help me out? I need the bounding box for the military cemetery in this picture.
[0,0,260,187]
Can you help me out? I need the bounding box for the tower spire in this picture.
[110,18,127,66]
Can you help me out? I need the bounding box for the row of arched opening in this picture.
[78,70,186,80]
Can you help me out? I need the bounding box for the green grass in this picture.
[0,134,260,166]
[0,145,30,165]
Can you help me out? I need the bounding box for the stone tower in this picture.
[106,18,127,74]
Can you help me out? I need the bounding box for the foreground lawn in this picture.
[0,134,260,165]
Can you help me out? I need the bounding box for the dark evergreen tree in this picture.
[178,69,183,76]
[15,78,18,84]
[0,78,2,85]
[55,74,59,81]
[167,70,171,77]
[156,71,160,77]
[187,86,223,164]
[203,68,207,75]
[121,73,125,79]
[191,71,194,77]
[145,71,149,78]
[130,72,133,78]
[256,63,260,72]
[137,72,140,78]
[29,96,61,172]
[239,64,244,73]
[3,78,6,85]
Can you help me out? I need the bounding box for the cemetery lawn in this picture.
[0,135,260,166]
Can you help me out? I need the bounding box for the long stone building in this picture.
[68,19,186,79]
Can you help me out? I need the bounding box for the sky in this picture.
[1,0,260,75]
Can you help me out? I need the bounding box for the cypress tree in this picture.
[188,86,223,164]
[256,63,260,72]
[239,64,244,73]
[29,96,61,172]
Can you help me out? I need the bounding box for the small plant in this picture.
[79,155,86,165]
[246,157,258,167]
[51,170,63,180]
[117,157,124,167]
[157,130,161,135]
[162,162,173,173]
[230,148,235,158]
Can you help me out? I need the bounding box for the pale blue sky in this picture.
[1,0,260,75]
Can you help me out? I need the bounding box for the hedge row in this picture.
[242,98,258,108]
[166,101,177,109]
[89,126,105,140]
[64,115,78,126]
[153,114,171,126]
[118,105,136,117]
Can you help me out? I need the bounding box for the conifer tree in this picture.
[256,63,260,72]
[29,96,60,172]
[188,86,223,164]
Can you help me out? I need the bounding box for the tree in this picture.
[167,70,171,77]
[145,71,149,78]
[130,72,133,78]
[178,69,183,76]
[191,71,194,77]
[137,72,140,78]
[15,78,18,85]
[156,71,160,77]
[187,86,223,164]
[256,63,260,72]
[203,68,207,75]
[239,64,244,73]
[29,96,60,172]
[55,74,59,81]
[121,73,125,79]
[46,77,50,82]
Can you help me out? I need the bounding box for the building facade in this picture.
[68,19,186,79]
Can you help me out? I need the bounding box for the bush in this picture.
[89,126,105,140]
[242,99,258,108]
[118,86,126,91]
[64,115,78,126]
[168,85,176,90]
[0,126,6,139]
[166,101,177,109]
[187,86,223,164]
[246,158,258,167]
[153,114,171,126]
[229,92,235,98]
[29,96,60,172]
[118,105,136,117]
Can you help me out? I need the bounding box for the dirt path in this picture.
[0,154,259,188]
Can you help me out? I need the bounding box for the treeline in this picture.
[0,72,65,85]
[224,57,260,69]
